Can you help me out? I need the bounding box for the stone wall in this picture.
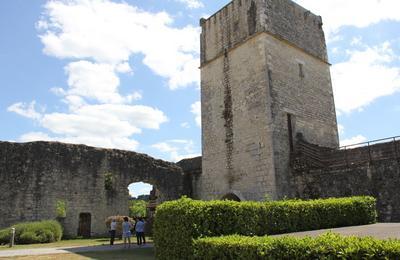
[200,33,277,201]
[0,141,186,237]
[265,32,338,198]
[292,139,400,221]
[177,156,202,199]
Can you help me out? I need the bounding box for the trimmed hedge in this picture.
[0,220,62,245]
[153,196,376,259]
[194,233,400,259]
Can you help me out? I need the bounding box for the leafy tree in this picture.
[129,200,147,217]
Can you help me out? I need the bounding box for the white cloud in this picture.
[338,124,344,135]
[175,0,204,9]
[38,0,200,89]
[65,61,124,104]
[152,139,199,162]
[340,135,367,147]
[20,132,53,142]
[332,42,400,114]
[9,0,183,151]
[125,91,142,103]
[7,101,42,120]
[62,95,87,111]
[11,103,168,151]
[128,182,153,197]
[115,62,133,74]
[294,0,400,40]
[20,131,140,151]
[350,36,363,47]
[180,122,190,128]
[190,101,201,127]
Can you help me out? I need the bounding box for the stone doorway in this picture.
[78,213,91,238]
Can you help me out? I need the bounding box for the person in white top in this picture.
[109,219,117,245]
[122,216,132,248]
[134,217,146,245]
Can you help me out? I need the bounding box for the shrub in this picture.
[0,220,62,245]
[193,233,400,259]
[105,216,134,237]
[153,196,376,259]
[55,200,67,218]
[19,231,39,244]
[0,229,10,245]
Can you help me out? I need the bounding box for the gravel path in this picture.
[271,223,400,239]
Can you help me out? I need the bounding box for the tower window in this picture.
[298,63,304,78]
[287,113,294,152]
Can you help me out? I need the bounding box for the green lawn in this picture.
[0,237,153,251]
[9,247,155,259]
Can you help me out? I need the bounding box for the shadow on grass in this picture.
[61,244,155,260]
[76,247,155,260]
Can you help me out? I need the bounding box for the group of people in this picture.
[109,216,146,248]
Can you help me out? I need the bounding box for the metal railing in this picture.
[295,135,400,169]
[339,136,400,150]
[338,136,400,166]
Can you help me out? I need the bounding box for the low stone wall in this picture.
[292,139,400,221]
[0,141,186,237]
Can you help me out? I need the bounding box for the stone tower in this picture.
[199,0,339,201]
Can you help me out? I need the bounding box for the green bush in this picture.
[0,220,62,245]
[0,229,10,244]
[153,196,376,259]
[193,233,400,259]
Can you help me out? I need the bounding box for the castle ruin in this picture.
[1,0,400,237]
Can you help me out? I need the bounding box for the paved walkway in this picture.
[271,223,400,239]
[0,243,153,258]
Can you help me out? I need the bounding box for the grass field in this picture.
[8,247,155,259]
[0,237,153,251]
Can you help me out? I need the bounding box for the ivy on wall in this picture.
[104,172,115,191]
[55,200,66,218]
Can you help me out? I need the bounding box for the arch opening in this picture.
[127,182,161,235]
[128,182,154,218]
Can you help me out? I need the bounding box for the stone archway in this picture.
[0,141,188,237]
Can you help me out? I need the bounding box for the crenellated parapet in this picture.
[200,0,328,67]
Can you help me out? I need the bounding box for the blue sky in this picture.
[1,0,399,197]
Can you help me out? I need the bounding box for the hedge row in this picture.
[0,220,62,245]
[153,196,376,259]
[194,233,400,259]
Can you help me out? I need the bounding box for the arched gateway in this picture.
[0,141,187,237]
